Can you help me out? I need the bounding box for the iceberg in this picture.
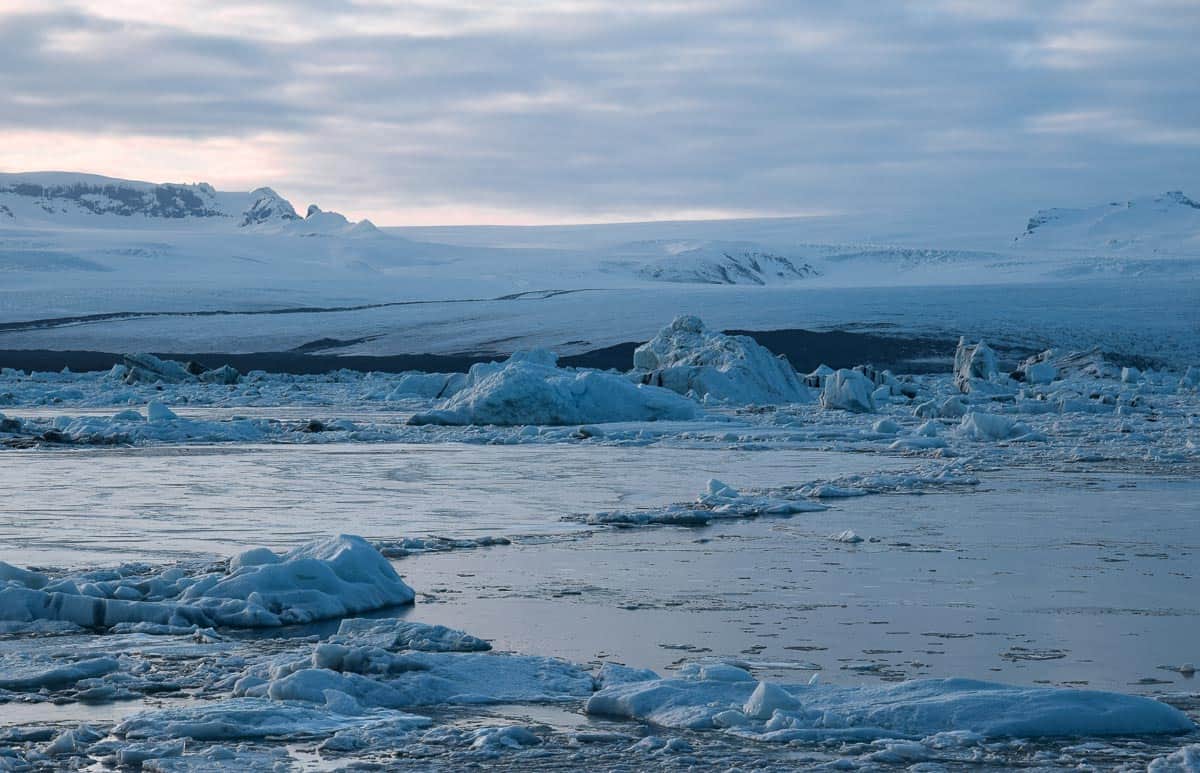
[632,316,812,404]
[953,338,1014,396]
[409,349,698,426]
[819,368,877,413]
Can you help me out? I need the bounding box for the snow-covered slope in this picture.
[1016,191,1200,256]
[1,172,1198,362]
[600,240,820,285]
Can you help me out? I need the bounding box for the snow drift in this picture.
[632,316,812,404]
[409,349,698,426]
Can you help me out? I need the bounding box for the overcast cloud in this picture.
[0,0,1196,229]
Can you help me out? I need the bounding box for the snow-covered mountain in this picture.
[601,241,820,285]
[1016,191,1200,256]
[1,172,1197,359]
[0,172,378,236]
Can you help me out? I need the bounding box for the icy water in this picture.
[0,442,913,565]
[2,440,1198,769]
[2,443,1196,693]
[403,469,1200,693]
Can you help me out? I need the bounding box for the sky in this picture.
[0,0,1197,229]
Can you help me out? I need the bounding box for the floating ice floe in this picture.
[332,618,492,652]
[375,534,511,558]
[233,643,594,710]
[0,534,414,630]
[587,478,828,526]
[793,464,979,498]
[585,665,1195,741]
[631,315,813,404]
[409,349,699,426]
[587,465,977,527]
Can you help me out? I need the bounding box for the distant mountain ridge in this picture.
[1017,190,1200,255]
[0,172,372,234]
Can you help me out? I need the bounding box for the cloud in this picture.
[1026,111,1200,147]
[0,1,1196,228]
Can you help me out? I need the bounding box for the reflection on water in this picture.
[0,442,906,566]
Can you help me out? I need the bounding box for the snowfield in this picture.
[1,177,1199,769]
[2,175,1200,367]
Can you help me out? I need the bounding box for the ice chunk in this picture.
[385,372,467,400]
[1024,347,1121,380]
[0,535,414,629]
[680,662,756,682]
[597,662,660,687]
[1149,744,1200,772]
[334,618,492,652]
[586,675,1196,739]
[177,534,416,626]
[140,745,292,772]
[743,680,802,719]
[119,354,195,385]
[587,479,826,526]
[114,740,186,767]
[198,365,240,385]
[954,338,1015,395]
[957,412,1041,442]
[147,400,178,422]
[245,645,595,708]
[872,418,900,435]
[632,316,813,404]
[819,369,877,413]
[805,363,835,388]
[1024,360,1058,384]
[0,657,120,690]
[829,530,865,544]
[468,725,542,752]
[409,349,698,426]
[114,698,374,741]
[0,561,48,589]
[44,725,105,756]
